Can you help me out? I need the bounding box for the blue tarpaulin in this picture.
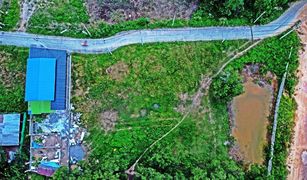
[40,161,61,169]
[25,58,56,101]
[32,142,43,149]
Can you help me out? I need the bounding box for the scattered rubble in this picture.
[30,109,87,176]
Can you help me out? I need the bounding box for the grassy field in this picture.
[66,41,246,179]
[27,0,89,37]
[0,46,28,113]
[52,32,300,179]
[0,0,20,30]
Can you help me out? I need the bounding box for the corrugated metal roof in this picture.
[25,58,56,101]
[29,47,67,110]
[0,114,20,146]
[28,101,53,115]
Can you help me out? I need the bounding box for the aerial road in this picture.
[0,0,306,54]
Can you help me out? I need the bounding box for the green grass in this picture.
[27,0,90,37]
[60,32,300,179]
[0,0,20,30]
[0,46,28,113]
[63,40,246,179]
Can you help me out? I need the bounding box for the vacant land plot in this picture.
[68,41,246,179]
[86,0,198,23]
[0,46,28,113]
[53,32,301,179]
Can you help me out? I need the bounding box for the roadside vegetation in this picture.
[0,0,20,30]
[0,46,28,113]
[26,0,297,38]
[0,46,29,179]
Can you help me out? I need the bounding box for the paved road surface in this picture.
[0,1,306,54]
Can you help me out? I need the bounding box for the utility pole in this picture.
[250,11,266,42]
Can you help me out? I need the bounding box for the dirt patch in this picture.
[0,51,24,88]
[229,64,276,165]
[106,61,129,81]
[229,143,245,162]
[175,76,211,114]
[287,5,307,179]
[100,110,118,131]
[86,0,199,23]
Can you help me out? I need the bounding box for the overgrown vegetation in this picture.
[53,40,246,179]
[210,32,299,179]
[26,0,296,38]
[27,0,89,37]
[52,31,300,179]
[197,0,296,25]
[0,46,28,113]
[0,0,20,30]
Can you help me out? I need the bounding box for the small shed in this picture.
[0,114,21,146]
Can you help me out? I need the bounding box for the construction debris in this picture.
[30,110,87,177]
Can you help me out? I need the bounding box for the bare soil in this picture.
[0,51,24,88]
[287,5,307,180]
[100,110,118,132]
[18,0,51,31]
[106,61,129,81]
[86,0,199,23]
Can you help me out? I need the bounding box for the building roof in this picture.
[25,58,56,101]
[0,114,20,146]
[28,101,53,115]
[29,47,67,110]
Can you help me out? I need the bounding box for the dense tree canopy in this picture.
[199,0,296,23]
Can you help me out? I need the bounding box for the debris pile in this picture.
[30,110,87,176]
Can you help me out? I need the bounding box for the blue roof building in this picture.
[0,114,21,146]
[29,47,68,110]
[25,58,56,101]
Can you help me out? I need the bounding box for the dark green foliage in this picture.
[209,32,300,179]
[269,96,295,179]
[0,46,28,113]
[210,70,244,103]
[198,0,296,24]
[0,149,28,179]
[0,0,20,30]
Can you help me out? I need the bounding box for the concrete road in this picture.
[0,0,306,54]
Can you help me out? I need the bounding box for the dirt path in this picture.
[287,5,307,180]
[18,0,49,31]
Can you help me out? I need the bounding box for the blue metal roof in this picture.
[29,47,67,110]
[0,114,20,146]
[25,58,56,101]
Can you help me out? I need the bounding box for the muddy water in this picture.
[232,79,272,164]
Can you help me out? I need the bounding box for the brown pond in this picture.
[232,79,272,164]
